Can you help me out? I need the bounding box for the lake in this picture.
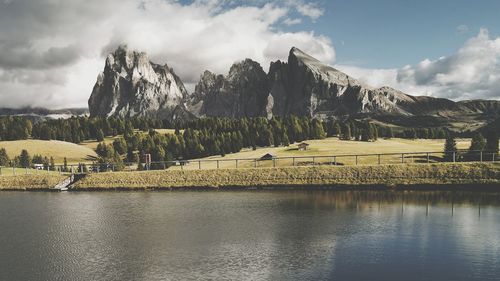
[0,190,499,281]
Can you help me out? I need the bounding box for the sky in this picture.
[0,0,499,109]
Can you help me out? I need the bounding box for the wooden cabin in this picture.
[260,153,275,161]
[297,142,310,151]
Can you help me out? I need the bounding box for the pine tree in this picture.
[0,148,9,166]
[444,136,458,162]
[282,134,290,146]
[19,149,31,168]
[50,157,55,171]
[334,123,341,137]
[63,157,68,172]
[469,133,486,152]
[466,133,486,161]
[113,138,127,155]
[485,130,499,154]
[372,125,378,141]
[96,129,104,142]
[341,124,352,140]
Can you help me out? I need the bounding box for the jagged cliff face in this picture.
[266,47,467,118]
[88,46,189,119]
[188,59,269,118]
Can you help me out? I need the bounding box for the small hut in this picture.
[260,153,275,161]
[33,164,44,170]
[297,142,310,151]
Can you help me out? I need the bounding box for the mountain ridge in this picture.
[87,46,500,127]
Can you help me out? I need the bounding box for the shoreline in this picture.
[1,163,499,192]
[68,183,500,192]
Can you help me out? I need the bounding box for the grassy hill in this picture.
[0,139,97,164]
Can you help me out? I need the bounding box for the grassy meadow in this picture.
[0,139,97,164]
[169,138,474,170]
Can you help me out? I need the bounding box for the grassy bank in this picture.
[0,174,67,190]
[72,163,500,190]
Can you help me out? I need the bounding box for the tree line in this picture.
[0,115,456,144]
[1,115,498,171]
[0,148,57,169]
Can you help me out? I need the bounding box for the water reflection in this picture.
[0,190,499,281]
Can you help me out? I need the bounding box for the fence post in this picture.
[217,160,219,169]
[453,152,456,163]
[312,157,315,166]
[355,155,358,165]
[427,153,430,164]
[480,151,483,162]
[235,159,238,169]
[292,157,295,166]
[198,161,201,170]
[378,154,381,165]
[401,154,404,164]
[273,158,276,168]
[13,167,16,176]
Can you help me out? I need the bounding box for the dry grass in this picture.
[0,139,97,164]
[169,138,473,170]
[79,136,120,151]
[154,129,183,135]
[72,163,500,190]
[0,174,67,190]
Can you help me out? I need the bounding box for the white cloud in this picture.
[295,3,324,21]
[283,17,302,26]
[0,0,333,108]
[337,29,500,101]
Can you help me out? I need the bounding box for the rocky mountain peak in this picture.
[187,59,269,118]
[89,46,189,119]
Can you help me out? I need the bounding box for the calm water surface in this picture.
[0,190,499,281]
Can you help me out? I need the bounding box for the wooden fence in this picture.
[0,150,497,176]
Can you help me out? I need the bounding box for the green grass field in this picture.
[0,167,63,176]
[169,137,474,170]
[0,139,97,164]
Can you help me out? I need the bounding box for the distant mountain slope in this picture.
[0,107,88,120]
